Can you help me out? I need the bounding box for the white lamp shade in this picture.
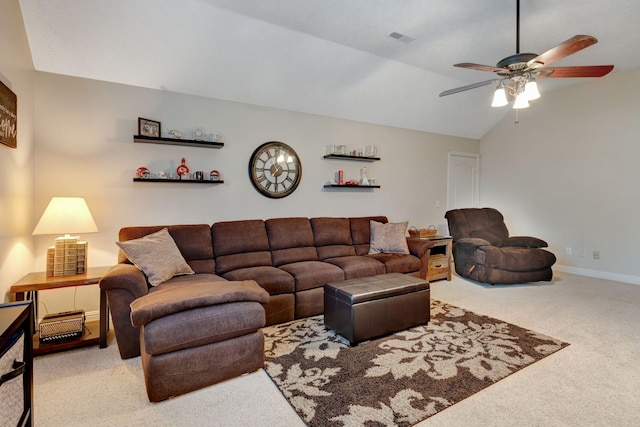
[513,93,530,109]
[491,87,508,107]
[33,197,99,235]
[524,80,541,100]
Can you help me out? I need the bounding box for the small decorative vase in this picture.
[176,158,190,179]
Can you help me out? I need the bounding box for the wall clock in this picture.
[249,141,302,198]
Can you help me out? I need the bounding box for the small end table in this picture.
[10,266,112,355]
[409,236,453,281]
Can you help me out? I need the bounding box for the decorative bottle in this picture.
[360,167,369,186]
[176,158,190,180]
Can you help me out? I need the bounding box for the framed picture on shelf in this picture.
[138,117,161,137]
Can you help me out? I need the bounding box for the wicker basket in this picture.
[408,225,438,238]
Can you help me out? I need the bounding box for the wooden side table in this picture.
[10,266,112,355]
[409,236,453,281]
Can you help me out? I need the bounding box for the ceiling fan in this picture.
[439,0,614,109]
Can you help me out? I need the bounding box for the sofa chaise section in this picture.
[130,280,269,401]
[100,224,221,359]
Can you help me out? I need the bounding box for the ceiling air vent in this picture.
[388,31,415,44]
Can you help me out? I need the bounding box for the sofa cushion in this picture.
[222,266,295,295]
[445,208,509,246]
[476,246,557,271]
[266,218,319,266]
[368,221,410,254]
[215,251,273,275]
[325,256,385,279]
[119,224,215,274]
[212,220,273,274]
[350,216,388,255]
[279,261,344,292]
[367,253,420,274]
[116,228,195,286]
[270,247,318,267]
[141,301,265,356]
[311,217,357,260]
[212,219,270,256]
[131,279,269,326]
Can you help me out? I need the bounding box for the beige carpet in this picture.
[34,271,640,426]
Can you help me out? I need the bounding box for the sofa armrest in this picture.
[455,237,492,249]
[130,280,270,327]
[406,238,434,258]
[99,264,150,359]
[502,236,548,248]
[100,263,149,299]
[406,239,434,279]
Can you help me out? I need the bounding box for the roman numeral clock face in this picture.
[249,141,302,198]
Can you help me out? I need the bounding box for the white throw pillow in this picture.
[116,228,194,286]
[368,221,410,254]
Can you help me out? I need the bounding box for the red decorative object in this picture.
[176,158,190,179]
[135,166,149,178]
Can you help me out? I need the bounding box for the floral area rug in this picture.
[263,300,569,427]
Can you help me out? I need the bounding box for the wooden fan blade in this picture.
[537,65,614,78]
[527,35,598,69]
[439,79,498,97]
[454,63,505,73]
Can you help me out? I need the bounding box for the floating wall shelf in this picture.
[323,184,380,189]
[323,154,380,162]
[133,178,224,184]
[133,135,224,149]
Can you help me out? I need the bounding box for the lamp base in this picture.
[46,236,88,277]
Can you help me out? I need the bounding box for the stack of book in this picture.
[46,236,88,277]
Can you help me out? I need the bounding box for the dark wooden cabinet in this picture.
[0,301,33,427]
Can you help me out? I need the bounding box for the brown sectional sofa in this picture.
[100,216,433,360]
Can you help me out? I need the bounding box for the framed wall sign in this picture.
[0,80,17,149]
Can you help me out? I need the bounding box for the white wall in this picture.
[0,0,35,302]
[33,72,478,313]
[480,68,640,284]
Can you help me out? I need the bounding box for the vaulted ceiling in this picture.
[18,0,640,139]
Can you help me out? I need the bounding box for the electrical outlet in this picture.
[579,249,586,257]
[565,247,572,255]
[593,250,600,259]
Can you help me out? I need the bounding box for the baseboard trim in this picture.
[555,264,640,286]
[85,309,100,323]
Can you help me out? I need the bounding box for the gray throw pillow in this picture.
[116,228,194,286]
[368,220,410,254]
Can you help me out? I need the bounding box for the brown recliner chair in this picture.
[445,208,556,284]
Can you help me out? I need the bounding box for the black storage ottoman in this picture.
[324,273,430,345]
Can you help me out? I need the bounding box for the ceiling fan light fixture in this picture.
[491,86,508,107]
[513,93,530,109]
[524,79,541,100]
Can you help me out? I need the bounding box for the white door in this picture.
[447,152,479,210]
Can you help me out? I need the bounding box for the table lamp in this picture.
[33,197,98,276]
